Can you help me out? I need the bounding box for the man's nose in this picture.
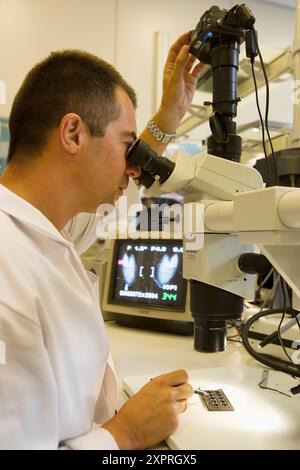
[126,161,141,179]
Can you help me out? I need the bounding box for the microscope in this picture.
[127,4,300,371]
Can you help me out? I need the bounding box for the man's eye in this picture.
[125,142,134,157]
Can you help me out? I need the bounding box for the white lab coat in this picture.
[0,184,120,450]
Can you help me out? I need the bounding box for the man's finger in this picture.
[170,45,191,82]
[165,32,190,66]
[185,54,197,73]
[171,383,194,401]
[191,62,208,81]
[154,369,189,387]
[175,399,188,414]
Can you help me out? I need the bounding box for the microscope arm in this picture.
[202,186,300,233]
[146,151,300,308]
[145,150,263,200]
[193,185,300,308]
[234,186,300,308]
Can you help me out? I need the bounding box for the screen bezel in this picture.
[108,238,187,311]
[101,238,192,323]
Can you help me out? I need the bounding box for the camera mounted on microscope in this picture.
[189,4,256,63]
[127,4,257,182]
[189,4,256,162]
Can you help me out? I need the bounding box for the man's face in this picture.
[80,87,139,210]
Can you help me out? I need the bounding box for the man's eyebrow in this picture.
[121,131,137,140]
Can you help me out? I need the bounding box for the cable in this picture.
[291,384,300,395]
[227,320,242,343]
[295,314,300,331]
[259,267,274,288]
[283,279,300,331]
[258,374,292,398]
[258,369,292,398]
[259,312,300,348]
[250,59,271,187]
[252,27,278,186]
[258,272,280,311]
[242,308,300,378]
[277,278,293,363]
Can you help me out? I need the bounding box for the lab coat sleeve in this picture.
[64,428,119,450]
[0,303,119,450]
[0,303,59,449]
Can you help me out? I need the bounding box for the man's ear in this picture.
[59,113,86,154]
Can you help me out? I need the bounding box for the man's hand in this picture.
[102,369,193,450]
[140,32,206,155]
[157,32,206,131]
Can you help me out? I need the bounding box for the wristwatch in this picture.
[146,118,176,144]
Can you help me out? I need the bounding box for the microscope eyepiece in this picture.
[126,139,175,188]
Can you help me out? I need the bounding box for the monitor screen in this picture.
[109,239,187,311]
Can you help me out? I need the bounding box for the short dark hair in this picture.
[7,50,137,162]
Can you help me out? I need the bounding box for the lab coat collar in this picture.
[0,184,73,247]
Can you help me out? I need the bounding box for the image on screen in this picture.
[109,240,187,310]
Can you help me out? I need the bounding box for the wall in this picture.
[0,0,116,117]
[114,0,296,139]
[0,0,296,138]
[114,0,231,130]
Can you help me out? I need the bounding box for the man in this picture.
[0,34,204,449]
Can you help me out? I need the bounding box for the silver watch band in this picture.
[146,119,176,144]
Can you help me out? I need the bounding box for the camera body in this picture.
[189,4,255,64]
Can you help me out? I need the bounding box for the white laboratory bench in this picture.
[105,321,300,450]
[105,320,256,406]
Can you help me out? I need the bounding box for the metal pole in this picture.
[289,0,300,147]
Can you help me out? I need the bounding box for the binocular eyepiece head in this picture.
[126,139,175,189]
